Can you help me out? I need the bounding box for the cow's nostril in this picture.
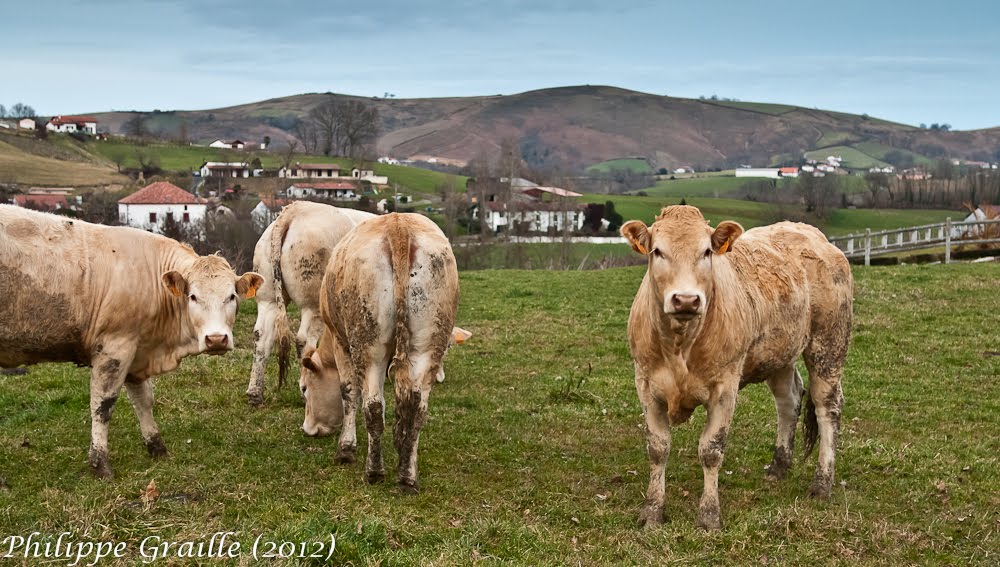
[205,334,228,349]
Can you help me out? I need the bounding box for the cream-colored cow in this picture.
[299,213,460,493]
[246,201,373,406]
[0,205,262,478]
[621,205,852,529]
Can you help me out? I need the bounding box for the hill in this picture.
[87,86,1000,172]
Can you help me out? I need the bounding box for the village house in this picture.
[778,167,799,178]
[251,197,289,231]
[735,167,781,179]
[199,161,252,178]
[350,167,388,185]
[377,156,399,165]
[13,194,70,212]
[209,139,245,149]
[18,118,35,130]
[472,183,585,234]
[286,181,360,200]
[279,162,343,179]
[118,181,206,233]
[46,115,98,135]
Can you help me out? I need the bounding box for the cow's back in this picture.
[710,222,852,381]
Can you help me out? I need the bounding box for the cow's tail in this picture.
[269,208,295,388]
[387,219,412,386]
[802,394,818,457]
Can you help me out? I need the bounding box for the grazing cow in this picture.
[246,201,374,406]
[299,212,459,492]
[0,205,262,478]
[620,206,852,530]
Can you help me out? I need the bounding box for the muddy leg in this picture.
[247,303,279,406]
[335,364,360,465]
[695,385,737,531]
[88,346,134,479]
[125,378,166,457]
[765,366,803,481]
[363,358,389,484]
[394,354,437,493]
[806,376,843,499]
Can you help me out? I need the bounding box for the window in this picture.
[149,212,157,223]
[183,212,190,223]
[166,212,174,222]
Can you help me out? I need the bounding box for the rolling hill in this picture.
[86,86,1000,172]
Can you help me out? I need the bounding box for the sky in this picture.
[3,0,999,130]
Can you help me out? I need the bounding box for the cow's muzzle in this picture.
[668,293,703,320]
[204,334,230,354]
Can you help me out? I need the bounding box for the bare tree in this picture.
[337,100,379,159]
[281,139,300,169]
[293,119,319,154]
[308,100,340,156]
[123,114,148,140]
[8,103,36,118]
[0,104,6,118]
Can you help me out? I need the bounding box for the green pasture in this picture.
[804,146,890,170]
[586,159,653,175]
[1,264,997,564]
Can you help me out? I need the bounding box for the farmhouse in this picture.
[13,194,70,212]
[208,139,245,149]
[251,197,289,230]
[481,200,585,233]
[286,181,359,200]
[46,115,98,135]
[778,167,799,178]
[199,161,252,178]
[18,118,35,130]
[118,181,206,233]
[350,167,388,185]
[735,167,781,179]
[279,162,342,179]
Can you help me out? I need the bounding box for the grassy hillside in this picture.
[852,141,935,167]
[0,137,127,186]
[586,158,653,174]
[1,264,996,564]
[804,146,890,170]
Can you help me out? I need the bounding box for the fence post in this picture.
[864,228,871,266]
[945,217,951,264]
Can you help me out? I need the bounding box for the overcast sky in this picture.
[3,0,998,130]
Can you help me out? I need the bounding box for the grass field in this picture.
[1,264,997,564]
[631,176,748,199]
[805,146,890,170]
[586,159,653,175]
[703,101,797,115]
[0,140,127,186]
[815,131,856,148]
[852,141,934,167]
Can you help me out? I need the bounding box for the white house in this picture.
[481,201,585,234]
[46,115,97,135]
[251,198,289,231]
[778,167,799,178]
[199,161,252,178]
[286,181,359,200]
[208,139,245,149]
[735,168,781,179]
[118,181,206,233]
[18,118,35,130]
[279,162,343,179]
[350,167,388,185]
[377,156,399,165]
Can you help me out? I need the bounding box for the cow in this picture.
[620,205,852,530]
[245,201,374,406]
[298,212,459,493]
[0,205,262,478]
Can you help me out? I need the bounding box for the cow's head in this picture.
[161,255,263,355]
[299,346,343,437]
[621,205,743,322]
[435,327,473,383]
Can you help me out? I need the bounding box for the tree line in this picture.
[293,97,379,159]
[0,102,36,119]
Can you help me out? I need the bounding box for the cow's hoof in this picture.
[146,435,168,458]
[808,481,832,499]
[398,478,420,494]
[638,505,664,529]
[246,391,265,408]
[335,447,356,464]
[695,506,722,531]
[89,452,114,479]
[365,470,385,484]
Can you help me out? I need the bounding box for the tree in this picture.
[337,100,379,159]
[281,139,299,169]
[0,104,5,118]
[123,114,148,140]
[8,103,36,118]
[308,99,340,156]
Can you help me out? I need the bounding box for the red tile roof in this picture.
[14,194,68,210]
[289,182,357,190]
[779,167,799,173]
[48,115,98,125]
[119,182,203,205]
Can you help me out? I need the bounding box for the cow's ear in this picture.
[621,220,651,255]
[236,272,264,299]
[451,327,472,345]
[161,271,188,297]
[301,348,321,374]
[711,221,744,255]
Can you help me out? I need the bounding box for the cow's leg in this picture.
[637,387,671,529]
[124,377,166,457]
[803,321,849,499]
[88,344,135,479]
[335,361,360,465]
[247,301,279,407]
[696,384,738,531]
[764,365,803,481]
[362,353,390,484]
[298,308,324,360]
[393,352,437,494]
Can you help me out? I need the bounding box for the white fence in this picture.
[829,218,1000,265]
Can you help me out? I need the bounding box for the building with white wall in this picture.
[199,162,252,178]
[46,115,97,134]
[118,182,206,233]
[286,181,359,200]
[735,168,781,179]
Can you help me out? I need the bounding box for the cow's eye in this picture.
[704,248,712,258]
[229,293,237,302]
[652,248,662,258]
[189,294,198,303]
